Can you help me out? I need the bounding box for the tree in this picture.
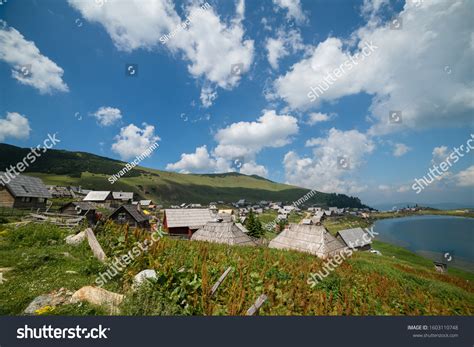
[245,210,263,238]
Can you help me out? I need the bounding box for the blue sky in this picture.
[0,0,473,206]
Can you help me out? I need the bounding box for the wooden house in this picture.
[269,224,346,259]
[83,191,114,207]
[112,192,134,204]
[191,221,256,246]
[336,228,372,251]
[59,201,97,225]
[163,208,214,238]
[109,205,150,229]
[0,173,51,209]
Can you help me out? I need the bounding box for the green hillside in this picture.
[0,221,472,315]
[0,143,367,208]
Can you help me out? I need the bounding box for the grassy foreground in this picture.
[0,222,472,316]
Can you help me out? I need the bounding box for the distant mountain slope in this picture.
[0,143,368,208]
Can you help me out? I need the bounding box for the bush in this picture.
[121,283,184,316]
[6,223,65,247]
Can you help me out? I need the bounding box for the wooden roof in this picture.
[164,208,214,229]
[83,191,112,202]
[269,223,345,259]
[0,172,51,198]
[110,205,149,223]
[191,221,256,246]
[336,228,371,247]
[112,192,134,200]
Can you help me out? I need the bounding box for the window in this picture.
[118,213,127,223]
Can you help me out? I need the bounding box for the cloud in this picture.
[111,123,160,160]
[0,112,31,142]
[306,112,332,125]
[167,110,297,175]
[453,165,474,187]
[0,20,68,94]
[92,106,122,126]
[239,161,268,177]
[214,109,299,161]
[68,0,254,106]
[431,145,449,164]
[285,128,374,194]
[166,145,230,173]
[265,29,304,69]
[272,0,474,134]
[272,0,307,24]
[200,86,218,108]
[393,143,411,157]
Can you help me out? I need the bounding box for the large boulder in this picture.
[24,288,74,315]
[132,269,157,290]
[71,286,124,314]
[65,231,86,245]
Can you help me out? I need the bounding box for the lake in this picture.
[373,215,474,272]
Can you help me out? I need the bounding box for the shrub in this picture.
[6,223,65,247]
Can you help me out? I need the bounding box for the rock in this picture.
[132,269,157,290]
[24,288,73,315]
[65,270,78,274]
[71,286,124,314]
[65,231,86,245]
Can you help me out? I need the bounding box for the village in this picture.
[0,172,376,256]
[1,172,471,318]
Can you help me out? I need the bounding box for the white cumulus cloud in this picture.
[285,128,374,194]
[306,112,332,125]
[453,166,474,187]
[214,109,299,161]
[68,0,254,106]
[272,0,473,135]
[393,143,411,157]
[112,123,160,160]
[265,29,304,69]
[239,161,268,177]
[92,106,122,126]
[166,145,230,174]
[0,112,31,142]
[0,20,68,94]
[272,0,307,24]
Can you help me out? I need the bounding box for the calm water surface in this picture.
[373,215,474,272]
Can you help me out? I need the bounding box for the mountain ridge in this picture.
[0,143,368,208]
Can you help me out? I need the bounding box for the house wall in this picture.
[13,197,47,210]
[0,186,15,208]
[61,205,96,225]
[111,212,138,228]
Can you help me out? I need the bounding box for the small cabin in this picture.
[163,208,214,238]
[83,191,114,207]
[59,201,97,225]
[0,173,51,209]
[336,228,372,251]
[109,205,150,229]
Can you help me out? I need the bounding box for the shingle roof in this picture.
[60,201,96,211]
[269,224,345,259]
[336,228,372,248]
[83,191,112,201]
[191,221,255,246]
[110,205,149,223]
[164,208,214,229]
[0,172,51,198]
[139,200,153,206]
[112,192,134,200]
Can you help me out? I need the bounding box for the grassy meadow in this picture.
[0,219,472,316]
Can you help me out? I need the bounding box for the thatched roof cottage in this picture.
[269,224,345,259]
[191,221,256,246]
